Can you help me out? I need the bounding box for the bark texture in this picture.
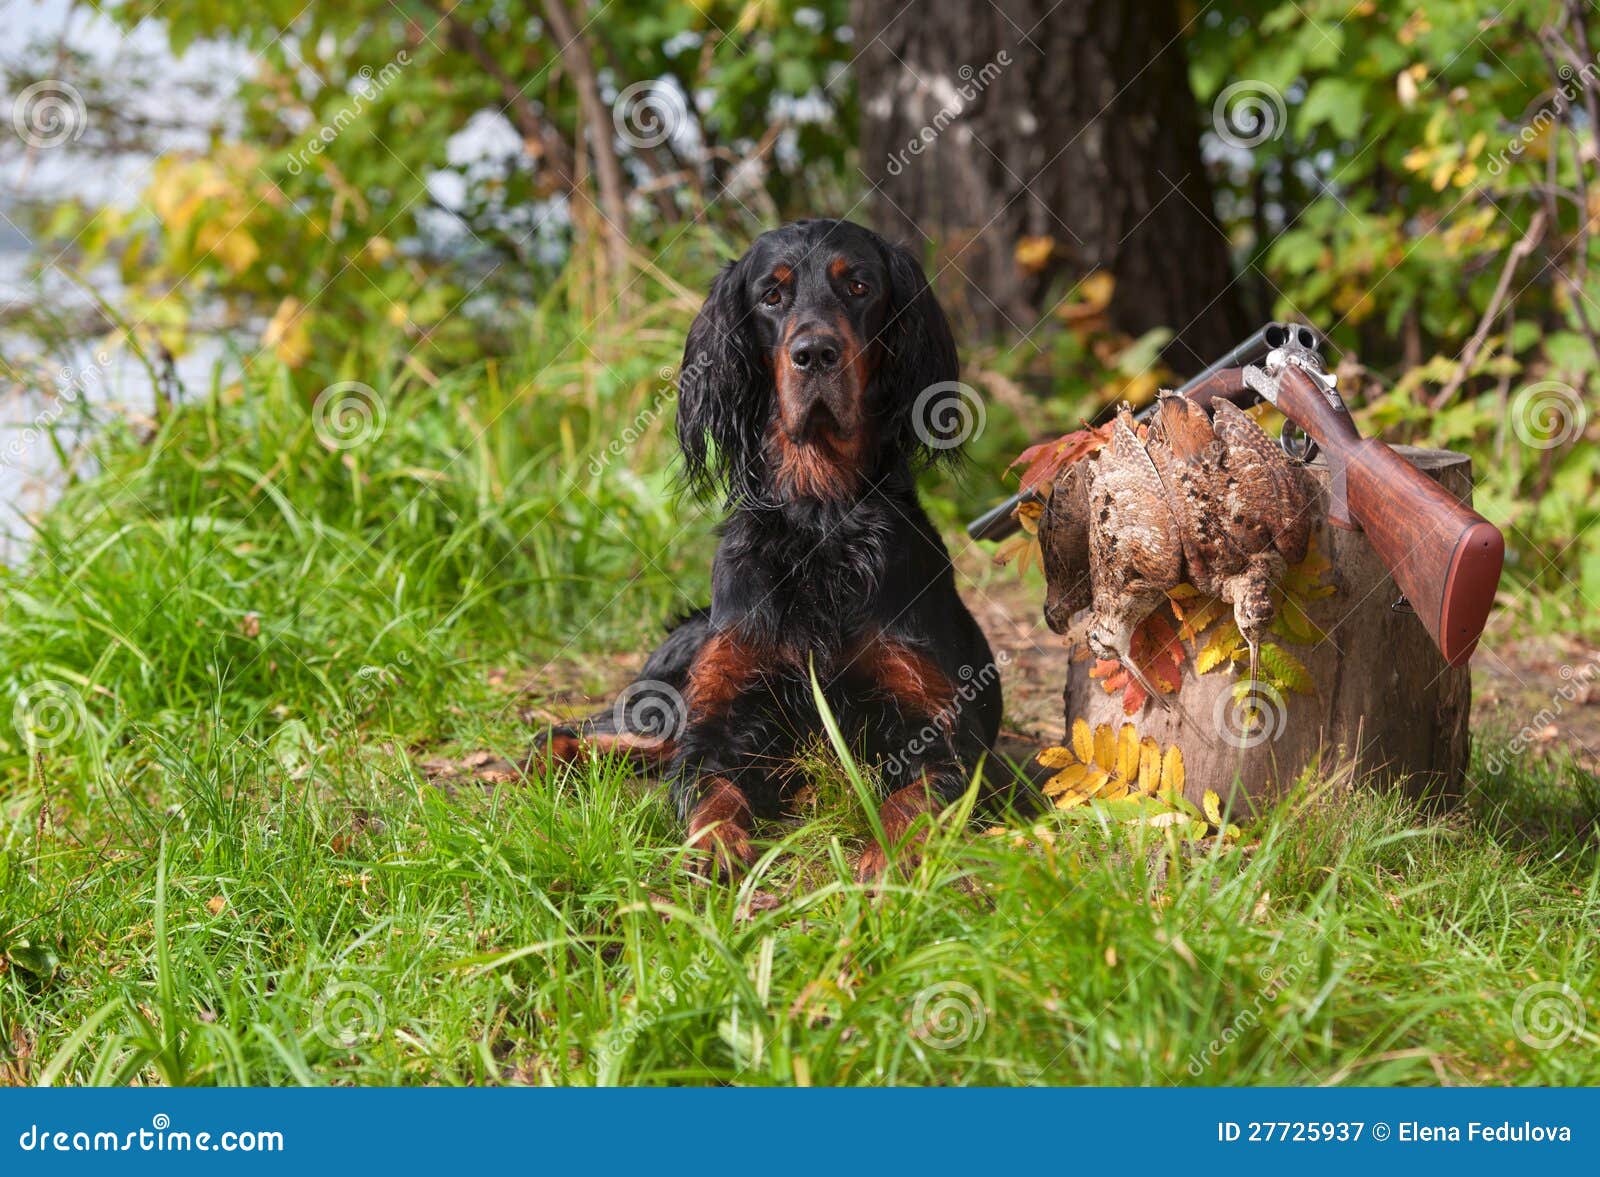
[854,0,1248,369]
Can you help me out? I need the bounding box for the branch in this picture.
[427,0,577,193]
[1429,208,1547,409]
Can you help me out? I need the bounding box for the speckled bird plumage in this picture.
[1042,393,1314,706]
[1150,393,1313,686]
[1077,410,1184,704]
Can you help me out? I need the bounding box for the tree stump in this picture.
[1047,446,1475,811]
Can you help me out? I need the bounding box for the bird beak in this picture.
[1122,658,1172,712]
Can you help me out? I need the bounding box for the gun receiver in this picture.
[1245,346,1504,666]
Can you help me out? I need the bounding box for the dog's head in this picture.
[676,219,962,504]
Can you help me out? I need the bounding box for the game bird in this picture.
[1048,409,1185,706]
[1149,393,1313,688]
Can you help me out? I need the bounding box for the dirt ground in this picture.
[516,542,1600,781]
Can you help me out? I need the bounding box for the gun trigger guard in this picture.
[1279,422,1317,464]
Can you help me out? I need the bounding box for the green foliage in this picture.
[36,0,854,381]
[1191,1,1600,615]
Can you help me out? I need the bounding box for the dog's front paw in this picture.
[686,777,758,881]
[524,726,585,776]
[852,840,923,884]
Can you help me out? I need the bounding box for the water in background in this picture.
[1,0,247,560]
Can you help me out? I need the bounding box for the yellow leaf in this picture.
[1043,763,1090,798]
[1196,622,1243,673]
[1082,768,1112,798]
[1014,235,1056,273]
[1115,722,1140,783]
[1202,789,1223,826]
[1259,642,1315,695]
[1137,737,1161,794]
[1071,717,1094,764]
[1100,777,1130,801]
[1036,746,1077,769]
[1078,270,1115,309]
[262,297,311,368]
[1054,789,1089,811]
[1161,745,1185,795]
[1092,724,1116,773]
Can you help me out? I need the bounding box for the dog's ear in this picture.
[877,240,968,463]
[676,256,766,500]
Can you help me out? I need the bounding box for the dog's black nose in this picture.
[788,332,841,373]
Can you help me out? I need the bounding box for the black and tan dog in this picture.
[539,219,1001,880]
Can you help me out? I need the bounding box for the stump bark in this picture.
[1046,446,1475,811]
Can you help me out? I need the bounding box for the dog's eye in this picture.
[761,288,782,307]
[847,279,868,297]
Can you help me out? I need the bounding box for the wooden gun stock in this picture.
[1272,364,1504,666]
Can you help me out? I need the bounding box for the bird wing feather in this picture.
[1210,400,1313,564]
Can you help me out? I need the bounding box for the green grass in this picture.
[2,303,1598,1086]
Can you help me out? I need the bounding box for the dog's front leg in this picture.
[848,635,970,883]
[667,629,771,879]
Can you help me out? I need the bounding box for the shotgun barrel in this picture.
[966,322,1322,541]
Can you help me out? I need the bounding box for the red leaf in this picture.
[1008,423,1113,493]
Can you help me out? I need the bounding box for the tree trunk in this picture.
[1046,448,1476,810]
[854,0,1248,371]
